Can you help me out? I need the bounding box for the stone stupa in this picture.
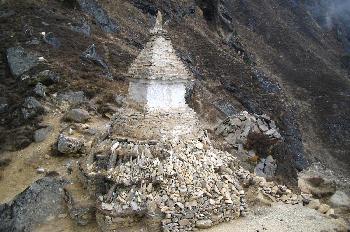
[111,11,202,143]
[78,11,247,232]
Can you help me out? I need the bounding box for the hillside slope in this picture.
[0,0,349,184]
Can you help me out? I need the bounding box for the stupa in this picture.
[77,11,247,232]
[111,11,202,142]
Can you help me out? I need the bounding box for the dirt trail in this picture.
[0,115,66,203]
[205,203,349,232]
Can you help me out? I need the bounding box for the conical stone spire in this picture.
[150,11,163,35]
[127,11,192,81]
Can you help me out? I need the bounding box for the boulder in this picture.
[0,176,68,232]
[57,134,83,154]
[34,126,53,143]
[329,191,350,208]
[64,108,90,123]
[21,97,44,119]
[6,47,39,77]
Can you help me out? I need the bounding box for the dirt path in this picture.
[204,203,348,232]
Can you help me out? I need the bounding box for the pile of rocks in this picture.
[79,135,248,231]
[215,111,282,147]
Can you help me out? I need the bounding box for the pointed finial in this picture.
[151,11,163,34]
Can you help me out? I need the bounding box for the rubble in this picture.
[215,111,282,147]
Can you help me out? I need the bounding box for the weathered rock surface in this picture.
[80,44,108,70]
[34,126,53,143]
[21,97,45,119]
[64,108,90,123]
[70,20,91,36]
[34,70,60,85]
[42,32,61,48]
[6,47,39,77]
[57,91,86,105]
[77,0,119,33]
[215,111,282,148]
[33,82,47,97]
[0,176,68,232]
[57,133,84,154]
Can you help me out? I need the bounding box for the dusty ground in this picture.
[205,203,349,232]
[33,203,348,232]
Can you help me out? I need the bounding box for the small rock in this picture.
[308,199,320,210]
[42,32,61,48]
[64,109,90,123]
[35,70,60,85]
[325,208,337,218]
[318,204,331,214]
[0,97,8,114]
[196,219,212,229]
[36,167,45,174]
[57,134,83,154]
[179,219,190,226]
[195,142,204,150]
[80,44,108,70]
[34,126,53,142]
[34,83,47,97]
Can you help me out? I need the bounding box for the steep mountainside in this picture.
[0,0,349,183]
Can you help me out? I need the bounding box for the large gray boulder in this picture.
[0,176,68,232]
[6,47,39,77]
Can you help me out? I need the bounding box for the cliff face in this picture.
[0,0,349,183]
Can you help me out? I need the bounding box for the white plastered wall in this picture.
[128,80,187,110]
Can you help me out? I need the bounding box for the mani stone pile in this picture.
[79,135,248,232]
[77,12,249,232]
